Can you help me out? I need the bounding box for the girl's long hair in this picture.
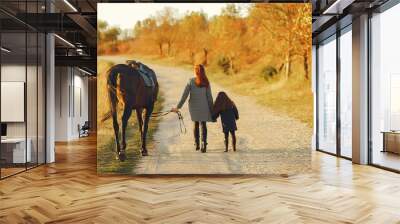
[213,91,235,115]
[194,64,209,88]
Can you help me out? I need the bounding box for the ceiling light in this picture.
[78,67,94,76]
[63,0,78,12]
[322,0,355,15]
[1,47,11,53]
[54,34,75,48]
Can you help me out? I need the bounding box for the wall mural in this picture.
[97,3,312,175]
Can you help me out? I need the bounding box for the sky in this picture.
[98,3,248,30]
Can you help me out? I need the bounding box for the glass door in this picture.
[317,35,337,154]
[339,26,352,158]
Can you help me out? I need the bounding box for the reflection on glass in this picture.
[1,31,27,177]
[371,4,400,171]
[340,28,352,158]
[390,75,400,130]
[0,0,47,178]
[318,36,337,154]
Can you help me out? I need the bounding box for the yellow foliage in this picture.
[98,3,311,80]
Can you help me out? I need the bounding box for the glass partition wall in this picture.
[0,2,46,179]
[370,3,400,171]
[316,25,353,159]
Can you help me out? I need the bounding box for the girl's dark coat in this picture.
[213,106,239,133]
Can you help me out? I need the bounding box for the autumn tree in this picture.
[155,7,178,56]
[178,11,209,64]
[101,4,311,80]
[138,18,162,55]
[209,4,246,74]
[97,20,122,53]
[133,21,142,37]
[98,20,108,41]
[294,5,312,79]
[249,3,311,79]
[103,27,120,42]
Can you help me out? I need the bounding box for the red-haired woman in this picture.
[171,64,213,153]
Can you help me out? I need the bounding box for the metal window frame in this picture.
[316,32,339,156]
[315,24,353,161]
[315,0,400,172]
[0,0,47,180]
[367,1,400,173]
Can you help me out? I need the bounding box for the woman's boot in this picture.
[201,122,207,153]
[224,132,229,152]
[201,142,207,153]
[194,122,200,151]
[232,131,237,152]
[195,139,200,151]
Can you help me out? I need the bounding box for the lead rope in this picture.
[150,111,171,117]
[176,111,187,134]
[151,110,186,134]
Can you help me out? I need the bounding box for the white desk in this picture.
[1,138,31,163]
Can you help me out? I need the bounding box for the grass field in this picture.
[97,60,164,174]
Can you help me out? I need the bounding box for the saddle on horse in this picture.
[126,60,156,88]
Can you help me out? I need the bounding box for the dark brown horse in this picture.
[102,63,158,161]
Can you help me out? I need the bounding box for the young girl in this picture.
[212,92,239,152]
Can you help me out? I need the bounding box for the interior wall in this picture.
[55,66,69,141]
[1,64,34,138]
[55,67,89,141]
[71,72,89,138]
[1,62,45,167]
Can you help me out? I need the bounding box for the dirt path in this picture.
[99,56,312,175]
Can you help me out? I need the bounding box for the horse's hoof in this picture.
[141,150,148,156]
[118,151,126,161]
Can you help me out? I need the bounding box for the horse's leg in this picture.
[141,105,154,156]
[107,70,121,159]
[136,108,143,140]
[121,105,132,151]
[111,110,120,153]
[109,90,120,156]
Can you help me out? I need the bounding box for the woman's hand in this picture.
[171,107,179,113]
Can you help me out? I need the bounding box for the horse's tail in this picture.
[101,67,119,123]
